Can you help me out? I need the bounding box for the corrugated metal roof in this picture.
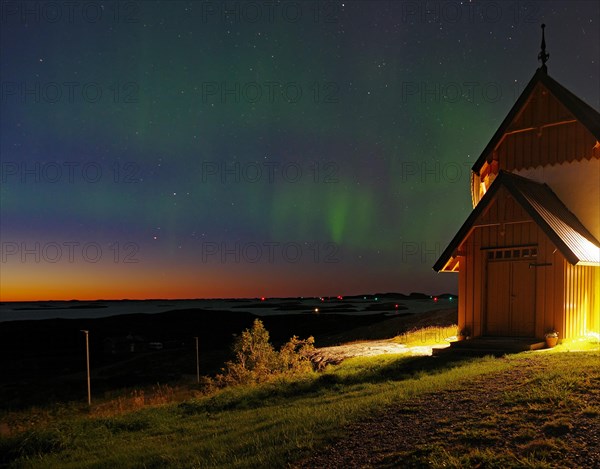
[433,171,600,271]
[505,174,600,265]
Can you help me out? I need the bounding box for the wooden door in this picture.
[486,259,536,337]
[486,262,511,335]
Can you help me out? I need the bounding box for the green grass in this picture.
[552,335,600,352]
[1,347,599,468]
[390,324,458,346]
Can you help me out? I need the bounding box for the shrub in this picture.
[215,319,315,386]
[279,335,315,375]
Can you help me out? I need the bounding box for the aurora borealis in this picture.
[1,1,598,301]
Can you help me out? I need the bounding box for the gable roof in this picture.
[433,171,600,271]
[472,68,600,174]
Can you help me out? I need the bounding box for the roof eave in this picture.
[576,260,600,267]
[432,171,600,272]
[432,174,505,272]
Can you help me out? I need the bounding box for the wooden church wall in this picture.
[534,235,565,338]
[457,223,568,339]
[563,263,600,339]
[452,189,597,339]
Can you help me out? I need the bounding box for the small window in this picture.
[513,250,520,258]
[495,251,503,259]
[522,249,530,257]
[504,251,511,259]
[487,252,494,259]
[531,248,537,257]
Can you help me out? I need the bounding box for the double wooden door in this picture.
[486,260,535,337]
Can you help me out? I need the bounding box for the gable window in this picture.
[486,247,538,261]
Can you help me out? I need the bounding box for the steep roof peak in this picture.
[471,65,600,174]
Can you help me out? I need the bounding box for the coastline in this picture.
[0,295,455,322]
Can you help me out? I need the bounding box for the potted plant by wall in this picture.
[457,327,471,341]
[545,329,559,348]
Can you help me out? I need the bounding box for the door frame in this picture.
[484,246,538,337]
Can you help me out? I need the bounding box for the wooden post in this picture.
[81,330,91,406]
[195,337,200,384]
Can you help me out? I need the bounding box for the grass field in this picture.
[1,338,598,468]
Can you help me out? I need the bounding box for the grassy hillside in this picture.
[2,340,598,468]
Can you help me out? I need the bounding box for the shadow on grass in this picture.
[180,353,486,414]
[0,427,71,465]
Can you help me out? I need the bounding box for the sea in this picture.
[0,297,456,323]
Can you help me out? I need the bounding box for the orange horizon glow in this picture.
[0,276,444,303]
[0,249,452,302]
[0,264,409,302]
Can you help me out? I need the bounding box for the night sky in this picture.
[1,1,598,301]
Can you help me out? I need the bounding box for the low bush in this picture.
[214,319,315,386]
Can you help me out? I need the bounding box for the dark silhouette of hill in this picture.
[0,308,392,409]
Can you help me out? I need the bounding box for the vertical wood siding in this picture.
[563,263,600,338]
[497,84,599,171]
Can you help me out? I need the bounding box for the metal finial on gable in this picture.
[538,24,549,73]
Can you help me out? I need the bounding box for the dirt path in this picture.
[311,341,447,368]
[295,358,600,468]
[309,307,458,368]
[319,308,457,346]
